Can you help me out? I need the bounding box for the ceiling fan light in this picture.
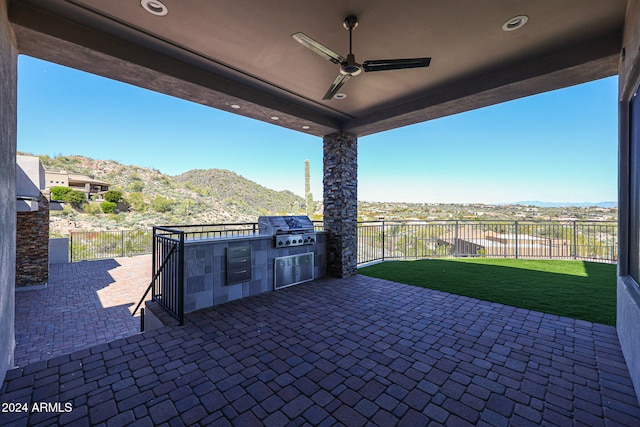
[334,93,347,100]
[340,64,362,76]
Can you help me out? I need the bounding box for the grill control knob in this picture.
[286,240,290,245]
[309,237,315,243]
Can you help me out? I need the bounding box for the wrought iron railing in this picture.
[69,221,325,263]
[69,229,152,262]
[148,226,185,325]
[356,220,617,265]
[161,221,325,238]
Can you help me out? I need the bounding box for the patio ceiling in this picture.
[8,0,626,137]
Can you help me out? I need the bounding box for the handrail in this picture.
[131,242,177,317]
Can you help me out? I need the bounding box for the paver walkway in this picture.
[2,274,640,426]
[14,255,151,367]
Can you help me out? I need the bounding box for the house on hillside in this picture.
[437,225,571,258]
[45,169,110,201]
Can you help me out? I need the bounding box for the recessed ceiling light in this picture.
[502,15,528,31]
[141,0,168,16]
[230,104,241,109]
[270,116,279,121]
[334,93,347,100]
[302,126,310,130]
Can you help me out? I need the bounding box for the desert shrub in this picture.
[129,181,144,192]
[104,190,123,203]
[84,203,102,215]
[151,196,173,213]
[58,204,75,217]
[100,201,117,213]
[108,213,124,222]
[127,193,147,212]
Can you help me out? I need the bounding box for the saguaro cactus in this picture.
[305,159,314,217]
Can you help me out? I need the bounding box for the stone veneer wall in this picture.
[323,132,358,278]
[15,194,49,287]
[182,233,327,313]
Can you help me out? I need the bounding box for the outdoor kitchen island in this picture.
[181,216,327,313]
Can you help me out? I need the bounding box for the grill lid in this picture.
[258,215,315,235]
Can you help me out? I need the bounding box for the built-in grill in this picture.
[258,215,317,248]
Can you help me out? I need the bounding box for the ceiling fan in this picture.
[292,15,431,100]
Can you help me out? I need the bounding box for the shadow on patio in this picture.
[2,274,639,426]
[13,256,151,367]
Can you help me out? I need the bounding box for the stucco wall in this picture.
[617,0,640,405]
[16,155,44,197]
[0,0,17,382]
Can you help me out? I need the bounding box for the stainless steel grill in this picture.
[258,215,317,248]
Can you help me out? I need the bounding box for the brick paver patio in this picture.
[13,255,151,367]
[2,272,640,426]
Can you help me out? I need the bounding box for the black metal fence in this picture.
[70,229,152,262]
[70,220,617,266]
[357,220,618,265]
[150,227,185,324]
[69,222,325,262]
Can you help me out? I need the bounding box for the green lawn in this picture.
[359,258,616,325]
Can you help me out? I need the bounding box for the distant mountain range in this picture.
[510,201,617,208]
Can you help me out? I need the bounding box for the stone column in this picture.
[323,132,358,278]
[0,0,18,381]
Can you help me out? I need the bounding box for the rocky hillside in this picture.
[29,154,306,236]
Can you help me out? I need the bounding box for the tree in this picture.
[104,190,123,203]
[50,186,73,201]
[51,187,87,208]
[66,190,87,208]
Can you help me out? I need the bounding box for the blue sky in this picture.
[17,55,618,204]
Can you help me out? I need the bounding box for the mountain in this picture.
[512,201,618,208]
[26,153,306,235]
[173,169,303,215]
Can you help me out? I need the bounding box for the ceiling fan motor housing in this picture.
[341,53,363,76]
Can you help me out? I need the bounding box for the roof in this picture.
[67,173,110,187]
[8,0,626,137]
[45,169,110,187]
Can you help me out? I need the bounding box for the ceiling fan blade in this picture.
[292,32,345,64]
[363,58,431,72]
[323,74,350,100]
